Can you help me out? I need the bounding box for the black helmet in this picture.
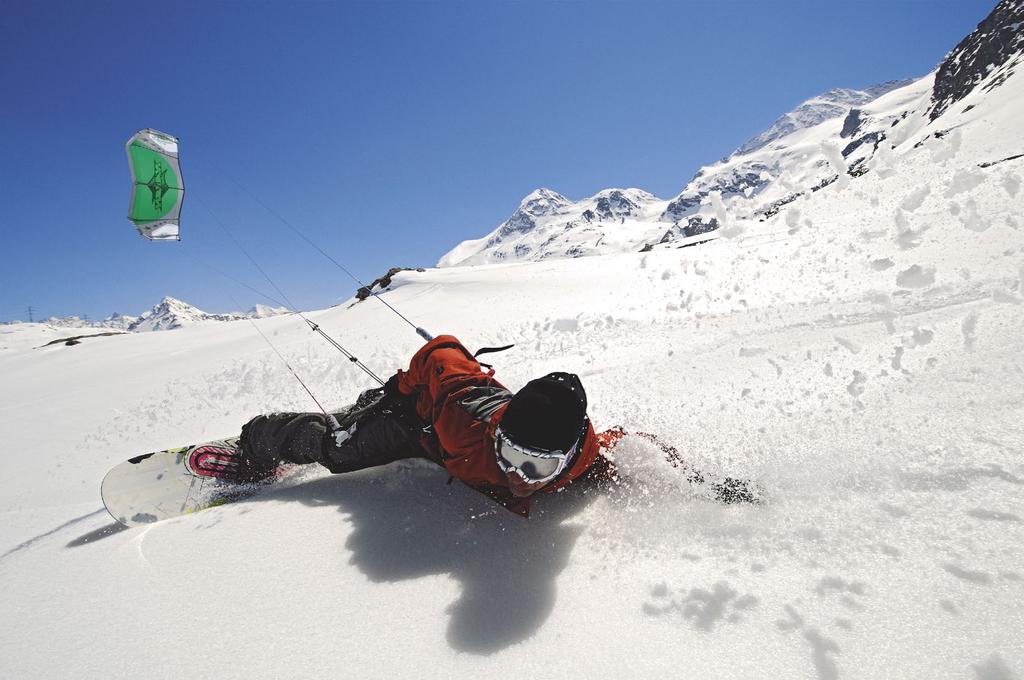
[496,372,589,495]
[500,372,587,453]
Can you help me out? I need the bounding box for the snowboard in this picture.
[101,437,292,527]
[101,428,760,527]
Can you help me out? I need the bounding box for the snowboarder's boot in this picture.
[238,412,327,469]
[185,441,279,484]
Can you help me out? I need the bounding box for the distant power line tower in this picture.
[27,306,35,323]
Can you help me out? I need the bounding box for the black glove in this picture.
[382,373,401,400]
[379,373,419,421]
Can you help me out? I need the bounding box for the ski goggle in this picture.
[494,426,581,485]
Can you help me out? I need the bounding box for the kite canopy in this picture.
[126,129,183,241]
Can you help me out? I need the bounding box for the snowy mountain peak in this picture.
[158,296,197,311]
[587,188,657,220]
[518,188,571,216]
[592,187,657,202]
[487,188,571,244]
[734,79,915,156]
[125,296,287,332]
[130,297,211,332]
[28,312,138,330]
[438,183,676,266]
[154,297,208,319]
[248,304,290,319]
[102,312,136,326]
[810,87,880,107]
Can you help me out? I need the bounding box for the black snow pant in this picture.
[238,386,437,475]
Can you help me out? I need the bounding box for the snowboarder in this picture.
[238,334,612,515]
[101,334,755,526]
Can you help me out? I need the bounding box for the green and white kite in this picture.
[126,129,184,241]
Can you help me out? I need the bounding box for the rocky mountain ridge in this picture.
[929,0,1023,120]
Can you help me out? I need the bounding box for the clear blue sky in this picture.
[0,0,995,321]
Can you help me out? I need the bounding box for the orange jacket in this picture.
[396,335,600,498]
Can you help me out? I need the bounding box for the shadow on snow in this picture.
[251,462,599,655]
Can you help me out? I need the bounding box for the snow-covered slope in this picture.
[2,3,1023,678]
[2,35,1023,676]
